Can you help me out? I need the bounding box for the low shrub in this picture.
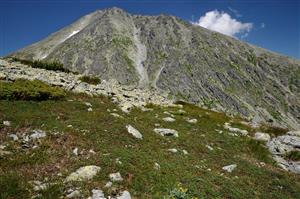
[10,57,69,72]
[79,75,101,85]
[285,150,300,161]
[0,172,29,199]
[0,79,66,101]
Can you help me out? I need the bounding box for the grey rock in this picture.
[3,121,11,126]
[67,190,81,198]
[116,191,131,199]
[65,165,101,182]
[162,117,176,122]
[126,125,143,139]
[109,172,123,182]
[91,189,106,199]
[222,164,237,172]
[254,132,271,142]
[30,130,46,140]
[8,134,18,141]
[187,118,197,124]
[154,128,179,137]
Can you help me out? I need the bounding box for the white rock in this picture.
[162,117,176,122]
[104,181,112,188]
[206,145,214,151]
[182,150,188,155]
[8,134,18,141]
[91,189,106,199]
[67,125,73,128]
[117,191,131,199]
[222,164,237,172]
[73,147,78,156]
[109,172,123,182]
[154,128,178,137]
[3,121,11,126]
[65,165,101,182]
[154,162,161,170]
[88,107,93,112]
[187,118,197,124]
[167,148,178,153]
[111,113,122,118]
[85,102,92,107]
[224,123,248,135]
[115,158,122,165]
[30,130,46,140]
[254,132,271,142]
[126,125,143,139]
[67,190,81,198]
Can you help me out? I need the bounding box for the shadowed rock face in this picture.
[9,7,300,129]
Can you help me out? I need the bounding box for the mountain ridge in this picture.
[8,7,300,130]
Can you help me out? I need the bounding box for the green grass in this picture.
[0,83,300,198]
[79,76,101,85]
[0,79,66,101]
[9,57,69,72]
[0,172,29,199]
[285,151,300,161]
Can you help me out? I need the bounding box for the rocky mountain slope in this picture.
[8,7,300,130]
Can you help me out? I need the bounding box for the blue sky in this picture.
[0,0,299,59]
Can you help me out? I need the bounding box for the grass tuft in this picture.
[79,75,101,85]
[0,79,66,101]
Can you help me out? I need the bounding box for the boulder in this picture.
[126,125,143,139]
[154,128,178,137]
[65,165,101,182]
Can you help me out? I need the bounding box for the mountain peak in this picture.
[9,8,300,130]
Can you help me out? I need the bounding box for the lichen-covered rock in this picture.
[126,125,143,139]
[65,165,101,182]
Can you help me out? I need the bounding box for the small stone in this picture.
[182,150,188,155]
[89,149,96,154]
[111,113,122,118]
[3,121,11,126]
[254,132,271,142]
[116,158,122,165]
[104,181,112,188]
[117,190,131,199]
[67,190,81,198]
[67,125,73,128]
[187,118,197,124]
[91,189,105,199]
[206,145,214,151]
[65,165,101,182]
[162,117,176,122]
[8,134,18,141]
[88,107,93,112]
[154,162,161,170]
[85,102,92,107]
[154,123,160,127]
[126,125,143,139]
[30,130,46,140]
[167,148,178,153]
[73,147,78,156]
[222,164,237,172]
[154,128,178,137]
[109,172,123,182]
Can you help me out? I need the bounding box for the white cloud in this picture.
[193,10,253,37]
[260,23,265,28]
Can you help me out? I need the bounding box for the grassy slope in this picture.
[0,92,300,198]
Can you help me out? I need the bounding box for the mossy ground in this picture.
[0,84,300,198]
